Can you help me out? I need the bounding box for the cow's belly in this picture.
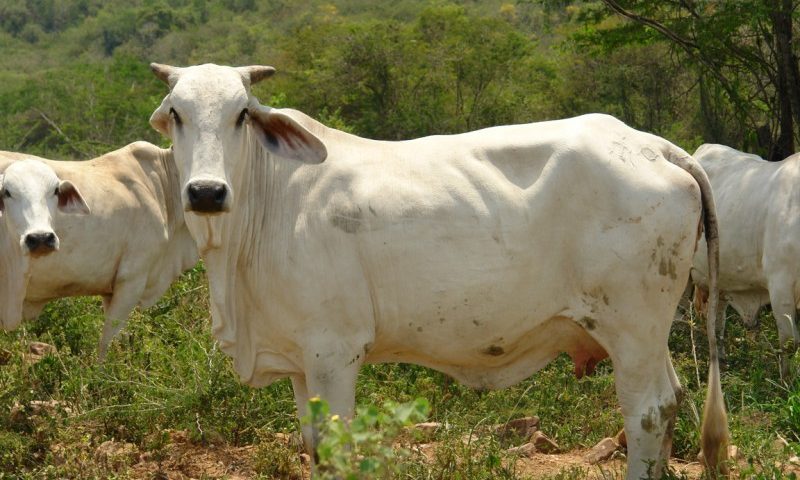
[370,316,607,390]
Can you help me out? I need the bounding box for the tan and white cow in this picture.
[149,63,728,479]
[692,143,800,378]
[0,142,198,358]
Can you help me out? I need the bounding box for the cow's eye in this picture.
[3,190,10,199]
[53,187,59,196]
[169,107,182,125]
[236,108,248,128]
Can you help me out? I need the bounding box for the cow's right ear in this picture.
[57,180,90,215]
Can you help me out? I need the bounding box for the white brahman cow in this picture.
[149,63,728,479]
[0,142,198,359]
[691,143,800,378]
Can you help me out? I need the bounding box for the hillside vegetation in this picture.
[0,1,799,478]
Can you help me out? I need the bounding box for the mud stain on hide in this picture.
[482,345,505,356]
[330,205,364,234]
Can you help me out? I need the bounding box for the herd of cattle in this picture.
[0,62,795,479]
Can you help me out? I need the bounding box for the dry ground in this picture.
[93,431,800,479]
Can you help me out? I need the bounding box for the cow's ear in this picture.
[249,107,327,164]
[150,97,172,137]
[57,180,90,215]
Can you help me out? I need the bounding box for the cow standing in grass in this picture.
[692,143,800,378]
[0,142,198,359]
[149,62,728,479]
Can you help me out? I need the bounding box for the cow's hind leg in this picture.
[610,333,677,480]
[768,276,798,379]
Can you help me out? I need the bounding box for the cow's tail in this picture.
[666,149,729,478]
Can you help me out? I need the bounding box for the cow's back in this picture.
[693,143,797,291]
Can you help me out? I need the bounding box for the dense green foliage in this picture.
[0,0,799,478]
[0,0,741,158]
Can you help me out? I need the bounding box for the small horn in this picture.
[150,63,181,86]
[236,65,277,85]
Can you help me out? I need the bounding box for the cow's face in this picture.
[0,160,90,256]
[149,63,326,216]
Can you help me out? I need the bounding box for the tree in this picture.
[596,0,800,160]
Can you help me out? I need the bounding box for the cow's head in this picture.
[0,160,90,256]
[149,63,327,216]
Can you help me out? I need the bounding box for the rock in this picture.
[585,437,620,464]
[531,431,560,454]
[414,422,443,434]
[25,342,57,364]
[614,428,627,449]
[494,416,539,441]
[29,341,56,357]
[506,442,537,458]
[409,422,443,442]
[11,400,72,423]
[274,431,304,450]
[94,440,138,470]
[774,436,790,451]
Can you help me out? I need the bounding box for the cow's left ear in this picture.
[57,180,90,215]
[249,107,327,164]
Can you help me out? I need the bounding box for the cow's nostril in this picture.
[44,232,56,247]
[187,184,201,203]
[24,235,39,250]
[213,185,226,205]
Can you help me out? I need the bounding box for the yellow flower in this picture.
[331,414,340,422]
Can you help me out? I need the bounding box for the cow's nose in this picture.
[187,180,227,213]
[24,232,57,255]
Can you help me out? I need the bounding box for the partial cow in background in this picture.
[0,142,198,359]
[149,62,728,479]
[692,143,800,378]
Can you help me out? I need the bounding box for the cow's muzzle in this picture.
[186,180,228,214]
[24,232,58,256]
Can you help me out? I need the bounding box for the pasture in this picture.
[0,264,797,478]
[1,1,799,478]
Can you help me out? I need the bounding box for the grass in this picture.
[0,264,797,478]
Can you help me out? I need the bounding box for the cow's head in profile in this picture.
[0,160,90,256]
[148,63,327,216]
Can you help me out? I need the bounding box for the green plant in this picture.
[305,396,430,479]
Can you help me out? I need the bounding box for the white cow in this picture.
[691,143,800,378]
[0,142,198,358]
[149,63,728,479]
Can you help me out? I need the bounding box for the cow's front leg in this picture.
[301,346,362,463]
[98,275,147,361]
[291,375,313,456]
